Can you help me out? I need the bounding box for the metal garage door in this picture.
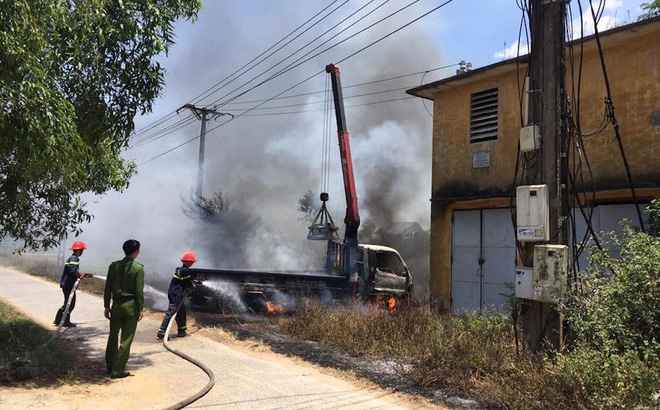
[451,209,516,314]
[572,203,650,269]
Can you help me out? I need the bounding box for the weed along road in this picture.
[0,267,440,410]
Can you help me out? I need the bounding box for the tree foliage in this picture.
[0,0,201,250]
[181,190,259,268]
[297,190,319,223]
[639,1,660,20]
[182,190,228,220]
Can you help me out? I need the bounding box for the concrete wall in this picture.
[427,22,660,307]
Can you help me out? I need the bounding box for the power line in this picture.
[132,0,378,148]
[241,96,416,116]
[220,63,458,106]
[587,0,645,232]
[189,0,349,106]
[130,0,345,139]
[138,95,417,166]
[204,0,399,109]
[228,85,414,111]
[135,1,458,151]
[138,0,458,166]
[130,116,198,149]
[138,0,382,143]
[133,63,457,150]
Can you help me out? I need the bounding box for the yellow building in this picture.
[407,17,660,312]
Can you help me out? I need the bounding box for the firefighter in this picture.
[104,239,145,379]
[54,241,88,327]
[157,251,198,340]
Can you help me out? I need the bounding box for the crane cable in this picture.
[320,74,332,194]
[162,288,216,410]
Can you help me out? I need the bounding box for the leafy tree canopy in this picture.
[639,1,660,20]
[0,0,201,251]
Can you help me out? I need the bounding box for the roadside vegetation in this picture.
[0,254,106,295]
[0,298,78,384]
[281,301,578,409]
[279,201,660,410]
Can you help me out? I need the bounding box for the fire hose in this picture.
[162,288,215,410]
[37,275,87,351]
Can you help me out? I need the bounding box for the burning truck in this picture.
[189,64,413,313]
[189,243,412,313]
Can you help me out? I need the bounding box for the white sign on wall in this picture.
[472,151,491,168]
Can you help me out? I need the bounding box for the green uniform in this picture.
[103,257,145,377]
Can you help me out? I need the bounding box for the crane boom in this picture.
[326,63,360,239]
[326,63,360,291]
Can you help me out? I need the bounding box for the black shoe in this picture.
[63,322,77,328]
[54,311,63,325]
[110,372,131,379]
[177,331,188,338]
[156,331,165,340]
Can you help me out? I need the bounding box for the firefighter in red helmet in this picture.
[157,251,199,339]
[54,241,89,327]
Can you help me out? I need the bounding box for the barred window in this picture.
[470,88,498,143]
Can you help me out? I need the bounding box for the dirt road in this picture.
[0,267,441,410]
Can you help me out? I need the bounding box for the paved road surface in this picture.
[0,267,439,410]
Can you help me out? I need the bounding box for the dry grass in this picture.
[278,301,584,410]
[0,253,106,295]
[0,298,79,385]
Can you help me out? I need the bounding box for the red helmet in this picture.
[181,251,197,263]
[70,241,87,250]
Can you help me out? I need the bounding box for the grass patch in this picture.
[0,253,106,295]
[279,301,582,410]
[0,298,79,385]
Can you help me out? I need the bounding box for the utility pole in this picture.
[521,0,568,350]
[178,104,233,198]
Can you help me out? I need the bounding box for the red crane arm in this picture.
[326,63,360,240]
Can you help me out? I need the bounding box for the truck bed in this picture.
[189,267,348,293]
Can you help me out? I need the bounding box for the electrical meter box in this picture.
[519,125,541,152]
[532,244,568,303]
[516,185,549,242]
[515,266,534,299]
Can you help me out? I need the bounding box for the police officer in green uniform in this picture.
[103,239,145,379]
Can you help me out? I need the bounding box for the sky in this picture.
[74,0,649,276]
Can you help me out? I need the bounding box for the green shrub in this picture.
[556,200,660,409]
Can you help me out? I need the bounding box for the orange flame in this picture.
[388,296,397,313]
[373,295,397,313]
[265,302,284,315]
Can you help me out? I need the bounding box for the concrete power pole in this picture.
[178,104,233,198]
[521,0,569,350]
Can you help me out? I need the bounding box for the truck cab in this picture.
[358,244,412,299]
[326,241,413,300]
